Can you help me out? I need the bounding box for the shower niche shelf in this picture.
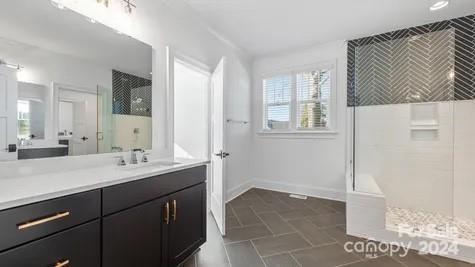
[410,102,439,127]
[410,103,439,141]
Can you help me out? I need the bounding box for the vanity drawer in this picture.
[0,190,100,252]
[0,220,100,267]
[103,165,206,215]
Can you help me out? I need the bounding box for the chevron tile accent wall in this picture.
[348,14,475,106]
[112,70,152,117]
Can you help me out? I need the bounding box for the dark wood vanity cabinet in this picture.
[166,183,207,266]
[0,220,101,267]
[102,197,167,267]
[0,165,207,267]
[103,167,207,267]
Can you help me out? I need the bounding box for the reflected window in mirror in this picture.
[17,100,31,139]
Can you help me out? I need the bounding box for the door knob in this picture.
[81,136,89,141]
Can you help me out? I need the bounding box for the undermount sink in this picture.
[121,160,182,170]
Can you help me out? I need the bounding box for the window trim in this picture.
[258,60,338,139]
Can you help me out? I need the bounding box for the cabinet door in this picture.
[167,183,207,266]
[0,220,100,267]
[103,197,167,267]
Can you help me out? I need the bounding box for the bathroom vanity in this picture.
[0,161,207,267]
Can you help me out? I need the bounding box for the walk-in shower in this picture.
[347,14,475,262]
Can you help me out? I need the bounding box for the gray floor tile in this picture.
[310,212,346,228]
[196,215,230,267]
[250,202,274,213]
[225,241,265,267]
[321,225,361,245]
[223,224,272,243]
[267,201,294,212]
[277,208,317,220]
[322,226,386,259]
[239,190,261,200]
[305,201,339,214]
[226,204,235,218]
[258,212,294,235]
[263,253,300,267]
[390,250,439,267]
[229,196,256,209]
[343,256,404,267]
[277,195,309,209]
[422,253,475,267]
[291,243,360,267]
[329,201,346,213]
[288,218,336,246]
[226,216,241,228]
[252,233,312,257]
[233,206,262,226]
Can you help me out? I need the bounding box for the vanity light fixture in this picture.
[97,0,110,8]
[123,0,136,14]
[0,60,22,71]
[51,0,66,10]
[430,0,449,11]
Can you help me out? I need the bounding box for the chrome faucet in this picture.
[142,152,150,163]
[114,156,126,166]
[130,149,144,164]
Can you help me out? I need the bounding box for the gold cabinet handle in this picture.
[164,202,170,224]
[17,211,70,230]
[55,259,70,267]
[171,200,177,221]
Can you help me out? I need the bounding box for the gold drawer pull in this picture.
[17,211,70,230]
[55,259,70,267]
[171,200,177,221]
[164,202,170,225]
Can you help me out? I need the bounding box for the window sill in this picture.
[256,130,338,139]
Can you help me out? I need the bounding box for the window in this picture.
[263,74,292,130]
[17,100,31,139]
[261,62,336,137]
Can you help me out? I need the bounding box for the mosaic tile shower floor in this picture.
[387,206,475,242]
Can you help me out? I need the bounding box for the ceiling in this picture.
[176,0,475,57]
[0,0,152,79]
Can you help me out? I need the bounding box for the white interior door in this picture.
[0,66,18,161]
[210,58,227,235]
[72,101,88,155]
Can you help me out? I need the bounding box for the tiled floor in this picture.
[183,188,474,267]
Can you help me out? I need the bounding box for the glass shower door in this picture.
[351,28,456,238]
[97,85,113,153]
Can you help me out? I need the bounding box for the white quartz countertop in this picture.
[0,158,209,211]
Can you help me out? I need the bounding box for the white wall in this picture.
[174,61,209,159]
[59,0,253,195]
[250,40,348,201]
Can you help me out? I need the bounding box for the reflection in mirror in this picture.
[0,0,153,161]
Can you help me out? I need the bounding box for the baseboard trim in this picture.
[226,180,253,202]
[253,179,346,202]
[226,178,346,203]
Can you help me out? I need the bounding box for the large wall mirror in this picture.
[0,0,153,161]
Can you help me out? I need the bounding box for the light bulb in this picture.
[430,0,449,11]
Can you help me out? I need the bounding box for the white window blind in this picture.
[263,75,292,130]
[260,61,336,137]
[296,69,331,129]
